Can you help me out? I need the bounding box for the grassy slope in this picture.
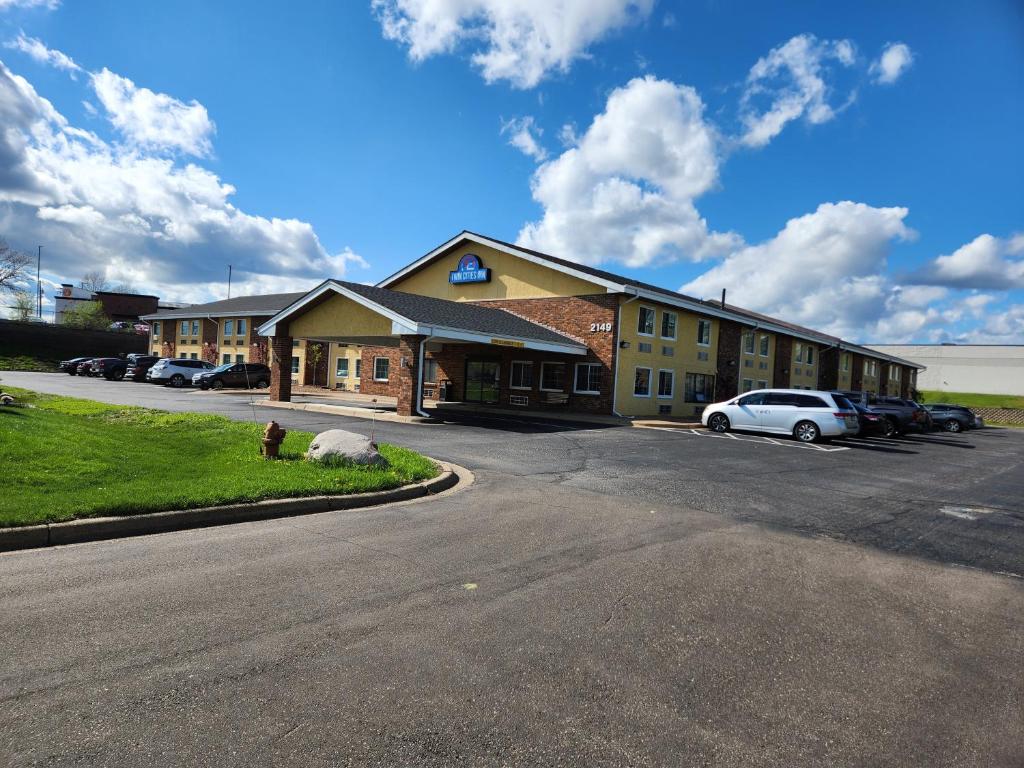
[0,388,437,527]
[919,390,1024,409]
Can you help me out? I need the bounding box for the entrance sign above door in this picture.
[449,254,491,284]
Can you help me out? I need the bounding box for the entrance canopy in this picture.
[257,280,587,354]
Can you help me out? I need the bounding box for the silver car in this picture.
[701,389,860,443]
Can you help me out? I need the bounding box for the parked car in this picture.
[123,354,160,382]
[835,392,928,437]
[146,358,214,387]
[852,404,887,436]
[192,362,271,390]
[701,389,859,443]
[923,403,983,432]
[91,357,129,381]
[58,357,91,375]
[75,358,96,376]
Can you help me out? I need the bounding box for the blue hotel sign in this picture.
[449,254,491,284]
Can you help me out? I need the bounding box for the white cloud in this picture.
[682,201,915,338]
[90,68,215,157]
[738,34,857,148]
[372,0,654,89]
[4,32,81,76]
[870,42,913,85]
[517,75,741,267]
[501,116,547,161]
[0,0,59,10]
[0,60,364,305]
[916,233,1024,289]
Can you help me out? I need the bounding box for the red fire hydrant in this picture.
[261,420,287,459]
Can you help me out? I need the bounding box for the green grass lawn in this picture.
[919,390,1024,409]
[0,388,438,527]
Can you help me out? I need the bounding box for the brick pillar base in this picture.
[269,334,293,402]
[397,334,426,417]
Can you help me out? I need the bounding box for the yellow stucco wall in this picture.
[838,352,853,390]
[389,242,606,301]
[614,297,719,418]
[790,341,819,389]
[327,343,363,390]
[288,293,393,338]
[738,330,775,392]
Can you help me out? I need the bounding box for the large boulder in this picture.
[306,429,387,467]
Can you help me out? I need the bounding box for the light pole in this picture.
[36,245,42,319]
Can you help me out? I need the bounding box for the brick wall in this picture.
[396,335,425,416]
[972,407,1024,426]
[94,292,159,321]
[850,352,865,391]
[715,319,743,400]
[773,335,793,389]
[201,319,218,364]
[268,332,292,402]
[358,346,402,397]
[818,346,840,391]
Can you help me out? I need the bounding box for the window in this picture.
[574,363,601,394]
[661,346,674,357]
[152,321,160,338]
[355,359,362,378]
[222,353,231,364]
[540,362,565,391]
[190,353,198,360]
[633,367,652,397]
[638,342,653,353]
[291,356,300,374]
[336,358,349,378]
[697,319,711,346]
[423,358,439,383]
[684,372,715,403]
[759,334,769,357]
[237,319,246,336]
[510,360,533,389]
[373,357,390,381]
[741,378,753,393]
[637,306,655,336]
[737,392,767,406]
[758,361,768,370]
[180,320,188,335]
[191,320,199,336]
[757,379,768,389]
[661,311,677,340]
[223,319,234,337]
[744,359,753,368]
[806,345,815,365]
[292,339,299,348]
[796,394,828,408]
[841,354,849,372]
[697,350,709,361]
[743,332,755,355]
[657,370,674,398]
[235,354,244,364]
[795,343,804,363]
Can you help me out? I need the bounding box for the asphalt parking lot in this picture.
[2,372,1022,766]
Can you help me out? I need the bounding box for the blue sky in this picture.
[0,0,1021,343]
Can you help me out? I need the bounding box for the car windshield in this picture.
[211,364,233,372]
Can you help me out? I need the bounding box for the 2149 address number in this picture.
[589,322,613,332]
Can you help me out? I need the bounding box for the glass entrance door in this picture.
[465,360,500,403]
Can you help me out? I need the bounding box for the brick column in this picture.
[269,332,293,402]
[849,353,865,391]
[773,336,793,388]
[818,345,840,391]
[397,334,426,417]
[714,319,743,401]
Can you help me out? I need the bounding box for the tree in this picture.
[79,271,110,292]
[11,290,34,321]
[62,300,111,330]
[306,341,326,387]
[0,239,32,294]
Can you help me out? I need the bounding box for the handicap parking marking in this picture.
[648,427,850,452]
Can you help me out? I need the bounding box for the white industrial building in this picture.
[867,344,1024,396]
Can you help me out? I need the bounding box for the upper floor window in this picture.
[190,320,199,336]
[237,319,247,336]
[742,332,755,355]
[794,343,804,363]
[759,334,769,356]
[223,319,234,337]
[660,311,677,340]
[806,345,815,365]
[841,354,850,372]
[180,320,188,336]
[637,307,655,336]
[696,319,711,346]
[152,321,160,338]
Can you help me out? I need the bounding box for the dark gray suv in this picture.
[923,403,983,432]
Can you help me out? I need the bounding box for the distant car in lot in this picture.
[852,404,887,436]
[701,389,859,443]
[192,362,271,390]
[75,358,96,376]
[146,358,214,387]
[836,392,928,437]
[59,357,91,375]
[123,354,160,381]
[91,357,128,381]
[923,403,983,432]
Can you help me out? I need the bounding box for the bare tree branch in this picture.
[0,239,33,294]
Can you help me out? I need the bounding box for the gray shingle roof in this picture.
[142,292,308,319]
[336,281,582,347]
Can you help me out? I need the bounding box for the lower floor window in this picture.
[634,367,652,397]
[222,353,231,364]
[423,358,439,383]
[510,360,534,389]
[291,356,299,374]
[741,378,753,393]
[574,363,601,394]
[657,369,674,398]
[684,372,715,402]
[540,362,565,391]
[757,379,768,389]
[190,353,198,360]
[235,354,244,364]
[336,358,349,377]
[355,359,362,378]
[373,356,390,381]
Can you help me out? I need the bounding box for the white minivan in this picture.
[701,389,859,443]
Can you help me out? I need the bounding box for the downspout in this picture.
[611,287,641,417]
[415,332,434,418]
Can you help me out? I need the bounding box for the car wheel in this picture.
[169,374,185,388]
[943,419,962,433]
[882,417,898,438]
[255,379,269,389]
[212,379,224,390]
[707,413,730,433]
[794,420,820,443]
[112,370,125,381]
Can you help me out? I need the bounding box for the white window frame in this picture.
[291,356,300,374]
[759,334,769,357]
[633,366,653,398]
[806,345,815,365]
[152,320,161,337]
[355,359,362,379]
[741,378,753,393]
[696,319,711,347]
[235,354,244,364]
[757,379,768,389]
[656,369,674,399]
[336,357,349,378]
[237,319,246,336]
[842,354,850,372]
[573,363,602,395]
[539,362,565,392]
[509,360,533,390]
[222,353,231,364]
[637,306,656,337]
[660,311,677,340]
[795,343,804,363]
[223,319,234,337]
[742,332,755,355]
[180,320,188,336]
[423,357,439,384]
[191,320,200,337]
[373,356,390,382]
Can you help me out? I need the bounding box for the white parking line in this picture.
[648,427,850,452]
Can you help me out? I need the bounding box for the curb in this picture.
[0,461,465,553]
